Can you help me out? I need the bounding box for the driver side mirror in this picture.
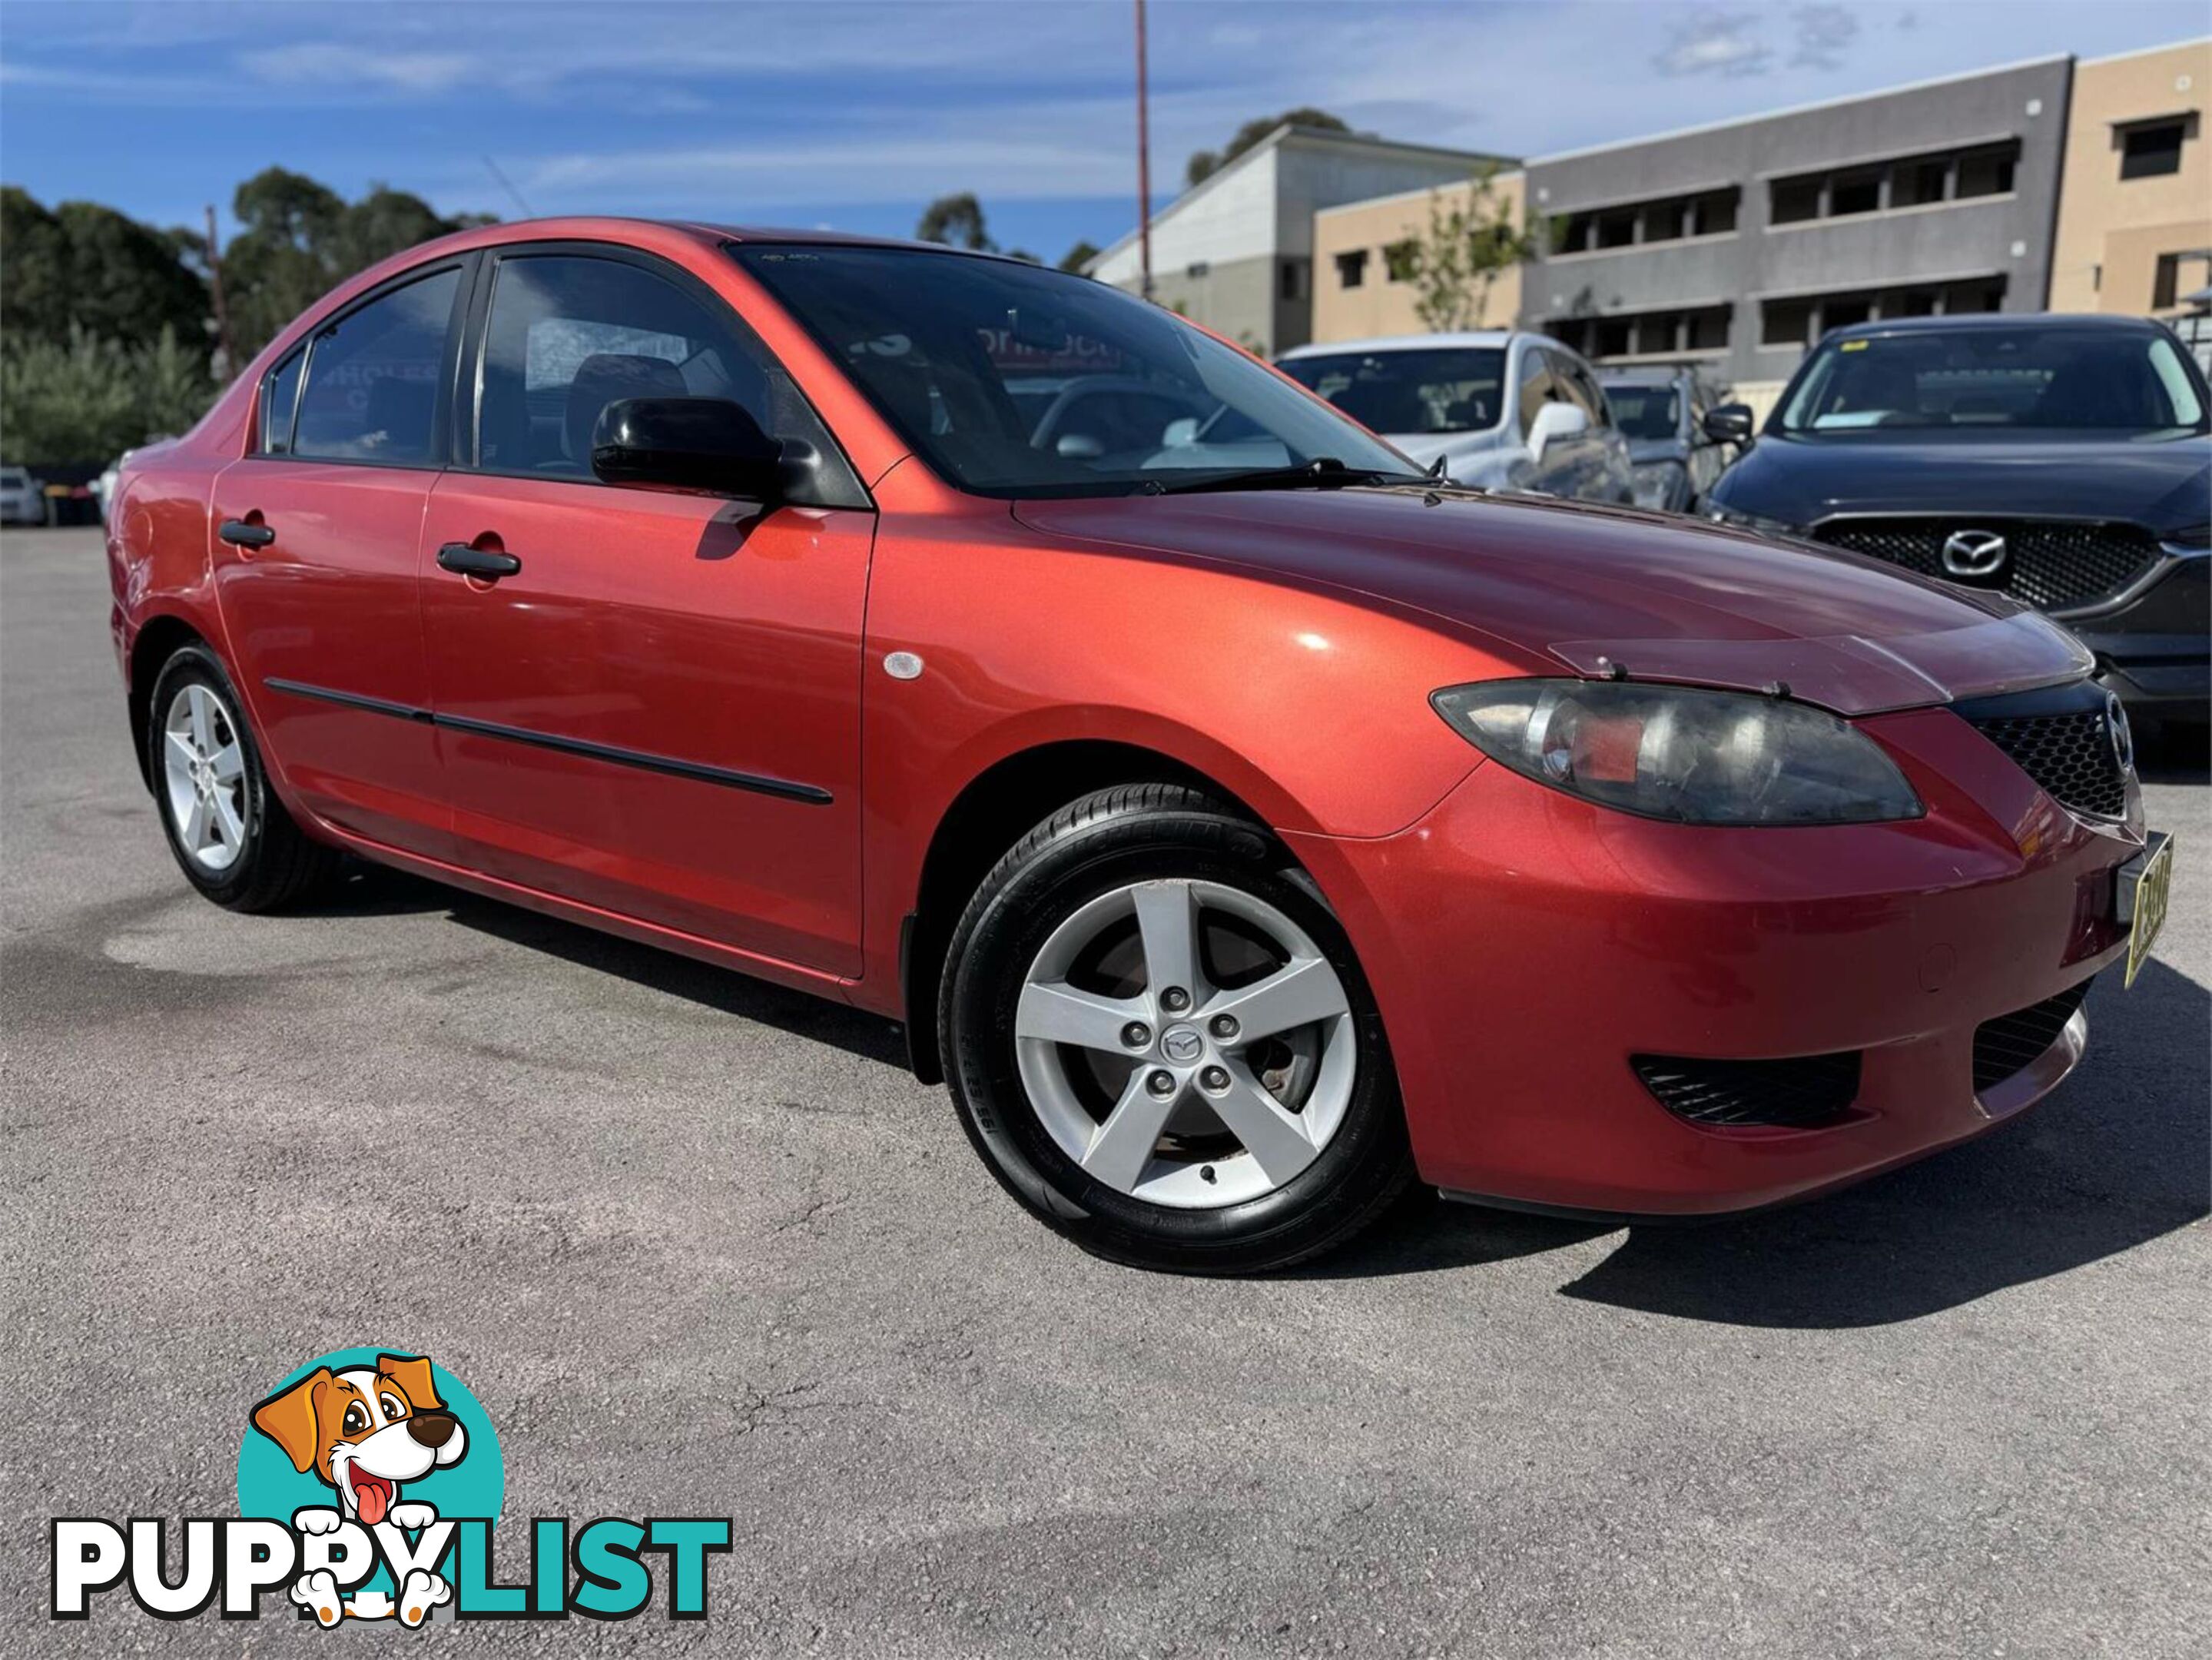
[1702,403,1755,447]
[592,397,783,498]
[1526,398,1589,463]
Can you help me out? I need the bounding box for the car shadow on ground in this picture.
[313,862,914,1069]
[1314,958,2208,1326]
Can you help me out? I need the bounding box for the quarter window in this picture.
[290,268,460,465]
[260,349,306,454]
[475,254,829,481]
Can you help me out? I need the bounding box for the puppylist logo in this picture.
[50,1346,731,1625]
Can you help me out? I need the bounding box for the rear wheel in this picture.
[940,784,1412,1273]
[146,645,341,911]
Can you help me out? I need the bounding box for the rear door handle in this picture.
[219,519,275,549]
[437,543,522,579]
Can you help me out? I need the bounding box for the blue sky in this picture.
[2,1,2204,267]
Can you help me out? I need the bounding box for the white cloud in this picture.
[1792,5,1862,70]
[239,42,475,95]
[1652,11,1773,78]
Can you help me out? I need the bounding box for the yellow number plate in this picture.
[2123,833,2173,990]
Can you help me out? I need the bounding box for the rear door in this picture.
[420,244,874,975]
[209,259,469,861]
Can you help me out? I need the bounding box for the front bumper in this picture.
[1286,705,2144,1216]
[2061,553,2209,719]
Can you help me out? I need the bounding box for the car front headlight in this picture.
[1431,679,1923,825]
[1630,460,1685,510]
[1704,500,1802,537]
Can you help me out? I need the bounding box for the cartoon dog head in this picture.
[251,1353,466,1526]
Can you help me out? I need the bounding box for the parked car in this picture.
[1277,331,1635,504]
[1598,364,1732,513]
[109,221,2165,1272]
[0,464,47,525]
[1703,314,2210,733]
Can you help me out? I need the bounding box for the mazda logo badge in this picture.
[2106,692,2135,773]
[1941,529,2008,577]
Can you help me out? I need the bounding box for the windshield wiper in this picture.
[1148,456,1422,496]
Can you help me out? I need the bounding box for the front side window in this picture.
[476,254,836,480]
[733,245,1416,497]
[1776,327,2211,435]
[290,267,460,464]
[1602,383,1681,440]
[1278,347,1506,437]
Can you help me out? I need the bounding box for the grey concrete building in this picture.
[1521,56,2076,403]
[1088,125,1512,355]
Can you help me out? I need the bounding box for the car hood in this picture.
[1013,487,2091,716]
[1712,430,2212,533]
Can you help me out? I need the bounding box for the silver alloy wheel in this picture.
[161,682,249,874]
[1014,879,1357,1209]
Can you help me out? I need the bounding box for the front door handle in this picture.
[219,519,275,549]
[437,543,522,579]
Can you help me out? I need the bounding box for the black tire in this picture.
[145,643,343,911]
[939,783,1414,1273]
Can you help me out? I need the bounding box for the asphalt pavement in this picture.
[4,525,2206,1657]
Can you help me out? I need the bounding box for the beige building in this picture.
[2049,38,2212,317]
[1310,171,1524,343]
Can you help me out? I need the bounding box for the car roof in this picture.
[1278,330,1521,358]
[1824,312,2172,341]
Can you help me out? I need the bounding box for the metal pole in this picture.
[204,206,237,380]
[1136,0,1153,301]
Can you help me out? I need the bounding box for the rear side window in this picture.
[260,349,305,454]
[474,254,835,480]
[290,267,461,465]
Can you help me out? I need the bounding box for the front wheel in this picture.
[940,785,1412,1273]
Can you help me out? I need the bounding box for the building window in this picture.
[1769,139,2019,227]
[1891,158,1950,208]
[1821,296,1873,334]
[1550,304,1731,361]
[1185,261,1211,279]
[1334,248,1368,290]
[1763,298,1816,347]
[1595,208,1637,248]
[1954,144,2016,199]
[1770,177,1822,224]
[1690,188,1739,236]
[2121,118,2189,180]
[1829,168,1882,217]
[1278,259,1305,301]
[1382,240,1420,282]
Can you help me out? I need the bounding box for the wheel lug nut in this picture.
[1160,987,1191,1013]
[1199,1065,1229,1092]
[1146,1069,1177,1097]
[1121,1021,1152,1049]
[1208,1014,1239,1041]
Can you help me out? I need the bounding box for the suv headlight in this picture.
[1704,500,1801,537]
[1630,460,1684,510]
[1431,679,1923,825]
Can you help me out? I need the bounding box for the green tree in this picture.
[1404,167,1537,334]
[0,324,213,465]
[1186,108,1348,188]
[1058,239,1101,274]
[916,191,994,251]
[2,188,209,354]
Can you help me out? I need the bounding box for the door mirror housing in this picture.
[591,397,783,498]
[1525,398,1590,463]
[1702,403,1756,447]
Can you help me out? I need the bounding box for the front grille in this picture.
[1632,1051,1862,1128]
[1973,978,2093,1094]
[1965,708,2130,818]
[1815,518,2158,611]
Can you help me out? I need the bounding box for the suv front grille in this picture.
[1973,978,2093,1094]
[1632,1051,1862,1128]
[1815,518,2158,611]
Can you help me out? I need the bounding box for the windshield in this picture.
[1277,347,1506,436]
[1776,327,2210,436]
[1599,384,1681,441]
[731,245,1418,497]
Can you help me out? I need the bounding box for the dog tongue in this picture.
[355,1475,392,1526]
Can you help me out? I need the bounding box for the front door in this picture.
[210,261,468,862]
[420,247,873,976]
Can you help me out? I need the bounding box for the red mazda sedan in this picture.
[108,220,2170,1271]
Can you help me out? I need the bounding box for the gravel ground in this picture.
[4,524,2206,1657]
